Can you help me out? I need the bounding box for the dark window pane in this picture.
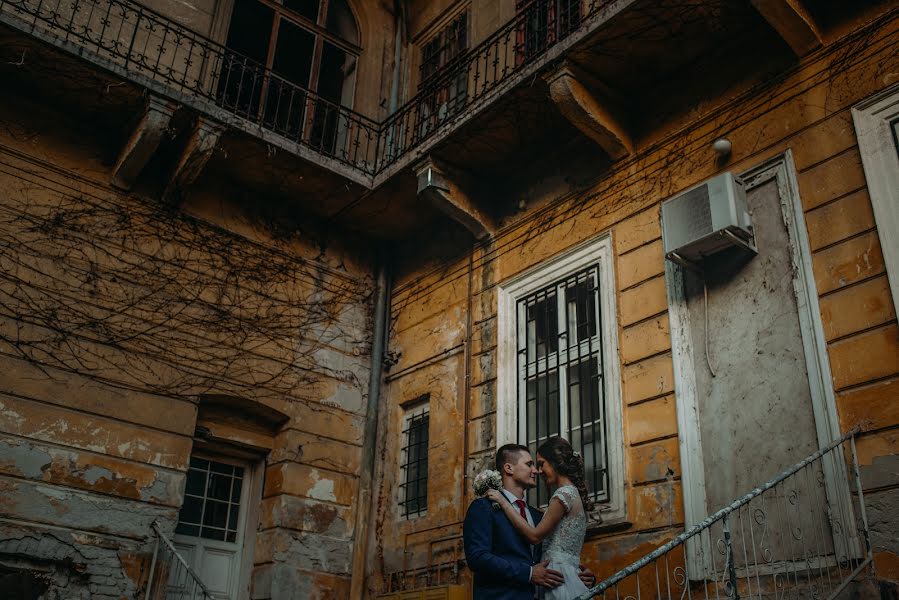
[283,0,319,22]
[271,19,315,87]
[226,531,237,543]
[210,462,234,476]
[177,496,203,526]
[203,500,229,529]
[224,0,274,63]
[184,469,206,496]
[208,473,232,501]
[402,412,429,517]
[189,457,209,470]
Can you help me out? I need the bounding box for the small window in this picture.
[416,9,469,138]
[176,456,245,542]
[400,403,430,518]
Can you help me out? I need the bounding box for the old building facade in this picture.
[0,0,897,599]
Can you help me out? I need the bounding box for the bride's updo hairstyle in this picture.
[537,437,594,512]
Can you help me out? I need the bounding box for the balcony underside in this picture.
[0,23,448,240]
[2,0,890,250]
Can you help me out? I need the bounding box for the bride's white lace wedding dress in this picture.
[540,485,588,600]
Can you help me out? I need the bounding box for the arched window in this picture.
[218,0,360,150]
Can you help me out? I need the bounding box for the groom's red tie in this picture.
[514,499,527,520]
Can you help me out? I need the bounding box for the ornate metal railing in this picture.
[376,0,614,174]
[144,521,215,600]
[578,430,873,600]
[0,0,623,181]
[0,0,381,173]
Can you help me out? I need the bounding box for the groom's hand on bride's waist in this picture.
[578,564,597,588]
[530,560,564,588]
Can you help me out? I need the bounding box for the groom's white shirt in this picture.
[501,488,536,583]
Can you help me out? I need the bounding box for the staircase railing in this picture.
[578,429,873,600]
[144,521,215,600]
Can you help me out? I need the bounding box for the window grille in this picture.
[515,0,582,64]
[417,10,470,137]
[516,264,608,507]
[400,406,430,518]
[175,457,244,542]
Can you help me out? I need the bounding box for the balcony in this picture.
[0,0,883,240]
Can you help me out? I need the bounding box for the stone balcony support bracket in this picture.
[166,116,225,197]
[112,95,177,190]
[544,65,633,161]
[415,158,496,240]
[750,0,822,57]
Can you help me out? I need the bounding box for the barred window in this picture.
[515,0,582,64]
[417,10,469,137]
[516,265,609,507]
[400,404,430,518]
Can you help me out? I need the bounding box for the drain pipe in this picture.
[350,262,390,599]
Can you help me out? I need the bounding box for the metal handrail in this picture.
[0,0,620,180]
[577,428,873,599]
[145,521,215,600]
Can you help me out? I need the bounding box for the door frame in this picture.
[172,451,263,600]
[852,82,899,319]
[665,152,846,573]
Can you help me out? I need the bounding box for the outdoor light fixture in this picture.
[712,137,733,156]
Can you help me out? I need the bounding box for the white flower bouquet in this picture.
[473,469,503,510]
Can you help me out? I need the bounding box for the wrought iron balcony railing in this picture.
[0,0,619,182]
[0,0,381,173]
[578,429,873,600]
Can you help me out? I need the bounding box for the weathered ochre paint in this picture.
[369,5,899,597]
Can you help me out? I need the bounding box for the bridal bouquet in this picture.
[473,469,503,510]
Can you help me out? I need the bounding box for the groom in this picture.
[463,443,597,599]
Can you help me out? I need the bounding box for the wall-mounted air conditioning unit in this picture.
[661,171,756,268]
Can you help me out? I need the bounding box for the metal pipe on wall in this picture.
[350,262,391,599]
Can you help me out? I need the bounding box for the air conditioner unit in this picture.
[661,171,756,268]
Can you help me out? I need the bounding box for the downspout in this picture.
[350,262,390,599]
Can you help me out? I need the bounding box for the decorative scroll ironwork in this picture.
[576,430,873,600]
[0,0,380,172]
[0,0,618,180]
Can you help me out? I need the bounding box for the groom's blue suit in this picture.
[463,496,543,600]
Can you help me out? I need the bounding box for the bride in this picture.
[485,437,593,600]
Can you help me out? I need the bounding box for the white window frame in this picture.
[853,83,899,318]
[497,233,626,521]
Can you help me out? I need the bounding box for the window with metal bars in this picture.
[516,264,608,507]
[400,405,430,518]
[515,0,583,65]
[417,10,470,138]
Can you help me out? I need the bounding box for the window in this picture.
[515,0,582,65]
[400,403,430,518]
[417,10,470,138]
[853,83,899,320]
[218,0,359,151]
[176,456,245,542]
[497,235,624,517]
